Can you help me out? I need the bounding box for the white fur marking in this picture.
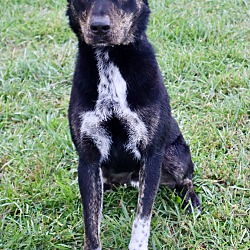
[80,49,148,160]
[129,217,151,250]
[80,112,111,160]
[130,180,139,188]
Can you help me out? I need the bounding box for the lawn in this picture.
[0,0,249,249]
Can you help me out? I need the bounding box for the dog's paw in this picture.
[129,217,150,250]
[84,247,101,250]
[176,178,202,215]
[182,191,202,215]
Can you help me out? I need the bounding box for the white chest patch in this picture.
[80,49,148,161]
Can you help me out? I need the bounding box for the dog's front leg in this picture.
[78,156,103,250]
[129,153,162,250]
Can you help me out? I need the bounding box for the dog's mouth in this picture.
[90,36,111,47]
[86,34,125,47]
[92,40,108,47]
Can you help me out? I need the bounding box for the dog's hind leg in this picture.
[161,118,202,213]
[78,150,103,250]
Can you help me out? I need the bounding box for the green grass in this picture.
[0,0,249,249]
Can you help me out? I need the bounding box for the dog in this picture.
[66,0,201,249]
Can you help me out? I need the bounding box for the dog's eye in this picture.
[71,0,91,12]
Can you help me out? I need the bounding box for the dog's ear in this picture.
[66,0,82,39]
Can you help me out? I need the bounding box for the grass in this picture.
[0,0,249,249]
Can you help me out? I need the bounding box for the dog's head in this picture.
[67,0,150,46]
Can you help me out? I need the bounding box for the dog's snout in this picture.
[90,16,110,36]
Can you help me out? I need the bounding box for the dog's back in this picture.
[67,0,201,249]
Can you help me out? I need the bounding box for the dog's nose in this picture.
[90,16,110,36]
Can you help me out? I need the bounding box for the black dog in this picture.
[66,0,201,249]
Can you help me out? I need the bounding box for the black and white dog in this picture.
[66,0,201,249]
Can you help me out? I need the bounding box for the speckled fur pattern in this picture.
[129,217,151,249]
[79,48,148,162]
[66,0,201,249]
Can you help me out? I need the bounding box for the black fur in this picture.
[66,0,201,249]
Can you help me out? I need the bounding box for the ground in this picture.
[0,0,249,249]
